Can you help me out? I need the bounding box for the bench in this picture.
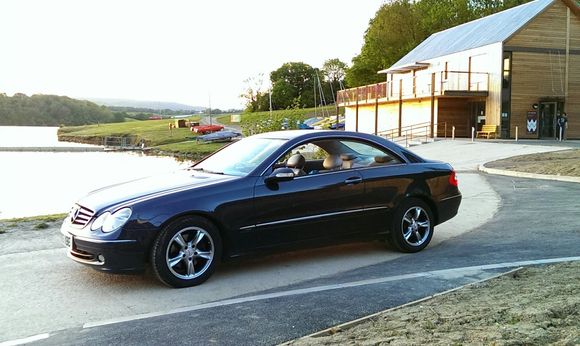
[476,124,497,139]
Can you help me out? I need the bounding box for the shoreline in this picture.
[0,146,105,152]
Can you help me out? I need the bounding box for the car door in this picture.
[248,168,366,250]
[334,140,409,234]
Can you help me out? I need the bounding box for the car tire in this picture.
[151,216,222,288]
[389,198,434,253]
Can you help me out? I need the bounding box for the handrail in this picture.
[337,70,489,104]
[377,122,448,147]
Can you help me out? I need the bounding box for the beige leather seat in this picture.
[370,155,394,166]
[321,154,343,172]
[341,153,357,169]
[286,153,306,176]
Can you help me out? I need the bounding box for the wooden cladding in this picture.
[507,1,580,51]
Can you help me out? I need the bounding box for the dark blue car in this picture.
[61,130,461,288]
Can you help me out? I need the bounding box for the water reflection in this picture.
[0,127,190,219]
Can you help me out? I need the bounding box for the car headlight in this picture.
[90,212,111,231]
[99,208,132,233]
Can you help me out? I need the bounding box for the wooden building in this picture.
[338,0,580,139]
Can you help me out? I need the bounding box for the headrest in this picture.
[286,154,305,169]
[374,155,394,164]
[323,155,343,170]
[340,153,357,161]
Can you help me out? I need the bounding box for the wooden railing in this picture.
[337,71,489,105]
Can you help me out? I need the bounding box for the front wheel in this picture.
[151,216,222,288]
[389,198,434,253]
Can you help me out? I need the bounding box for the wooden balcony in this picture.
[337,71,489,105]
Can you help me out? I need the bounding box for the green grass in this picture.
[216,114,235,125]
[5,213,67,223]
[59,117,201,147]
[237,106,340,135]
[154,141,225,160]
[57,107,342,157]
[1,213,67,234]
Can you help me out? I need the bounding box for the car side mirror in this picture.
[265,167,295,184]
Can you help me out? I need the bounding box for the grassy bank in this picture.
[58,117,201,147]
[0,213,67,234]
[58,107,341,158]
[239,106,340,135]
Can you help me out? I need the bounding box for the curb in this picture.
[282,267,524,345]
[478,164,580,183]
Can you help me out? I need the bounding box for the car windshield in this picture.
[193,137,287,176]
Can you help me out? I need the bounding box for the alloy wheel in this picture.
[165,227,214,280]
[401,206,431,247]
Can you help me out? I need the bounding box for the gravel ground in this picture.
[290,262,580,346]
[484,149,580,177]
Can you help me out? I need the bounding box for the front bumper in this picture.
[61,226,146,273]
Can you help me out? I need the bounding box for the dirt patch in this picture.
[0,216,64,255]
[289,262,580,345]
[485,149,580,177]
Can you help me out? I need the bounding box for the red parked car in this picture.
[191,124,224,134]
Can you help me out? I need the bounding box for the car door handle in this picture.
[344,176,363,185]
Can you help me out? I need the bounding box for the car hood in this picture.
[77,169,239,212]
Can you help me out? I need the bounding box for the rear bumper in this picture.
[436,194,462,225]
[62,230,146,273]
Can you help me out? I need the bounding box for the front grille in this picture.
[69,204,95,228]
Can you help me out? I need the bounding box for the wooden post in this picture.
[565,7,570,98]
[355,97,359,132]
[430,73,436,138]
[374,84,379,135]
[398,79,403,137]
[468,57,472,91]
[413,70,416,98]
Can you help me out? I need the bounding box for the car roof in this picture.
[249,130,424,164]
[253,130,379,141]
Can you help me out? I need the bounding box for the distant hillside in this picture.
[86,98,204,112]
[0,93,119,126]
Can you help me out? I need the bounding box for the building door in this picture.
[539,102,557,138]
[470,102,486,132]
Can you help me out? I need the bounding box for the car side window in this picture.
[339,140,402,168]
[275,142,329,175]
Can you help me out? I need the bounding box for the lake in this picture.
[0,126,190,219]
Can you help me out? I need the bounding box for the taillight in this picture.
[449,170,458,187]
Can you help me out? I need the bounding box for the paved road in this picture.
[20,174,580,345]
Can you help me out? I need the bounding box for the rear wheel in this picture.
[151,216,222,288]
[389,198,433,253]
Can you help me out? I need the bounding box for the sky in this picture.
[0,0,385,110]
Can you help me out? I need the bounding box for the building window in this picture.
[502,54,511,88]
[501,51,512,138]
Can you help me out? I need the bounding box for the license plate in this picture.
[63,234,73,250]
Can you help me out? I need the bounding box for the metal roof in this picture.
[388,0,555,71]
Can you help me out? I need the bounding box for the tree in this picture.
[0,93,117,126]
[321,58,348,103]
[322,58,348,84]
[270,62,316,109]
[346,0,534,87]
[240,74,268,112]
